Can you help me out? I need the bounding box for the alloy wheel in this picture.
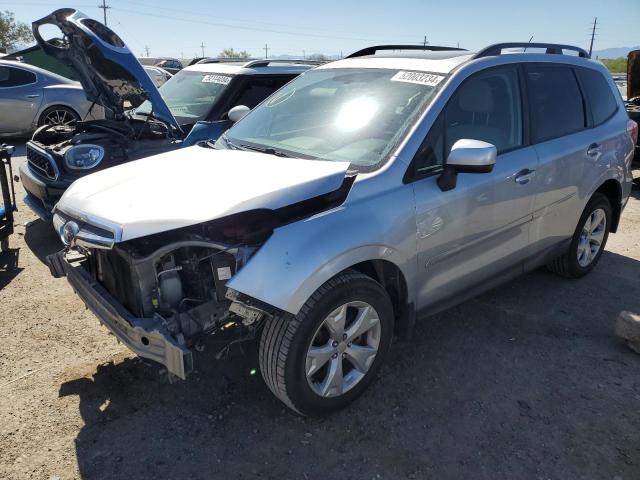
[577,207,607,267]
[43,109,78,127]
[305,301,381,398]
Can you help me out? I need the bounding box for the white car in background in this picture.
[144,66,172,88]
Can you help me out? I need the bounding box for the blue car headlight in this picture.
[64,144,104,170]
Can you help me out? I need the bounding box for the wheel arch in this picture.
[37,103,81,126]
[594,179,622,232]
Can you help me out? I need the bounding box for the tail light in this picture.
[628,119,639,146]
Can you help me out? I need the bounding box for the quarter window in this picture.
[411,66,523,178]
[0,67,37,88]
[525,65,585,142]
[577,68,618,126]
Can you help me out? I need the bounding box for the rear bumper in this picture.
[47,250,193,379]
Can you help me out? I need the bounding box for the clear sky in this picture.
[3,0,639,59]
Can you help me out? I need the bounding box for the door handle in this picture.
[586,143,601,158]
[515,168,535,185]
[24,94,40,99]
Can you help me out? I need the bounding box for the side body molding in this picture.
[226,181,418,315]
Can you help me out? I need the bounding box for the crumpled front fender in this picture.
[226,184,417,315]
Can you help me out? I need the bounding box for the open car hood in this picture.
[56,147,351,242]
[32,8,180,131]
[628,50,640,100]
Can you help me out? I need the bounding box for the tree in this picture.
[601,57,627,74]
[308,53,329,61]
[218,48,250,59]
[0,11,33,50]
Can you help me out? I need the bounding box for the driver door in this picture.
[409,65,539,313]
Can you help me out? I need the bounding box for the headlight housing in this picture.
[64,144,104,170]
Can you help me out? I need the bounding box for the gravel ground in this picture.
[1,143,639,480]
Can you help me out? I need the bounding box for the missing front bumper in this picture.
[47,250,193,379]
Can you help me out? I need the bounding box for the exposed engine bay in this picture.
[30,116,181,173]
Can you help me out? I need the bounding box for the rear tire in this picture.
[547,193,612,278]
[38,106,80,128]
[259,270,394,416]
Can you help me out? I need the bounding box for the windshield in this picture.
[137,70,232,125]
[223,68,444,170]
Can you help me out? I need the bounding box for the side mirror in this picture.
[228,105,250,123]
[437,139,496,192]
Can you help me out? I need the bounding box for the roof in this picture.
[318,52,474,74]
[184,60,316,76]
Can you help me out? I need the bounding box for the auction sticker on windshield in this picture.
[391,71,444,87]
[201,74,232,85]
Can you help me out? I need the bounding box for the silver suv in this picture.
[47,43,636,415]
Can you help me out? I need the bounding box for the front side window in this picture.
[0,67,36,88]
[411,66,523,178]
[224,68,444,171]
[526,65,585,143]
[136,70,233,125]
[577,67,618,126]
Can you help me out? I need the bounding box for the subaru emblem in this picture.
[62,221,80,246]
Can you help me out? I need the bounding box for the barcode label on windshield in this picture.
[391,71,444,87]
[202,74,232,85]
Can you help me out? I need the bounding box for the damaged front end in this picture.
[47,212,281,380]
[46,176,354,379]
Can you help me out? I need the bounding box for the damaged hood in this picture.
[33,8,179,130]
[56,147,351,242]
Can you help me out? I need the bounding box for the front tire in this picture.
[259,270,394,416]
[547,192,612,278]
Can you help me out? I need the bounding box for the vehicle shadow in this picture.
[0,247,21,290]
[24,218,61,263]
[60,251,640,479]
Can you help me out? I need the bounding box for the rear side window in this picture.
[525,65,585,143]
[0,67,36,88]
[577,68,618,126]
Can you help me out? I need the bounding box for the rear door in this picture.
[525,63,610,258]
[0,66,42,134]
[410,65,539,311]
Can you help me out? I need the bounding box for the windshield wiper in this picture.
[238,143,291,157]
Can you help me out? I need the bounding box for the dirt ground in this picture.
[1,142,639,480]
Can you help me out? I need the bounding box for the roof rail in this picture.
[242,59,325,68]
[346,45,467,58]
[474,42,590,59]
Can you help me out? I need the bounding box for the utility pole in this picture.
[97,0,110,26]
[302,49,305,59]
[423,35,428,46]
[589,17,598,56]
[144,45,150,57]
[200,42,206,57]
[264,43,269,59]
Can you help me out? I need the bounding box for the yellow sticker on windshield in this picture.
[201,74,232,85]
[391,71,444,87]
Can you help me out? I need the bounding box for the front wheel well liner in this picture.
[347,259,413,337]
[595,179,622,232]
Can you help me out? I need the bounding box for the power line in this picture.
[114,0,419,40]
[110,6,411,43]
